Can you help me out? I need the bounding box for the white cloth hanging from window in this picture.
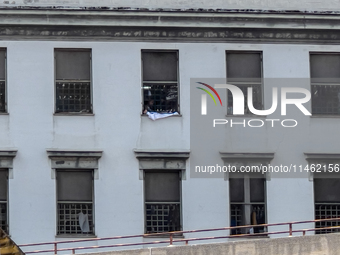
[78,212,90,233]
[146,112,179,121]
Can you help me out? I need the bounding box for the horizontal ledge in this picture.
[134,149,190,159]
[0,149,17,157]
[53,113,94,116]
[220,152,275,160]
[55,234,97,239]
[304,153,340,160]
[47,149,103,158]
[1,10,340,30]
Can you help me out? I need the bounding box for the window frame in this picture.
[229,173,267,235]
[141,49,180,114]
[309,52,340,116]
[0,169,8,234]
[143,170,182,235]
[55,169,95,237]
[226,51,264,116]
[54,48,93,115]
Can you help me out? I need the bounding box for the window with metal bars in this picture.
[229,174,266,235]
[314,178,340,234]
[55,49,92,113]
[310,53,340,115]
[0,49,6,113]
[56,170,94,236]
[144,171,181,234]
[226,52,263,115]
[0,169,8,234]
[142,51,179,114]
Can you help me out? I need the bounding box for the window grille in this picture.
[56,82,91,113]
[315,204,340,234]
[145,203,180,233]
[0,203,7,234]
[311,85,340,115]
[0,170,7,234]
[57,202,93,235]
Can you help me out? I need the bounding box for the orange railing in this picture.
[19,217,340,254]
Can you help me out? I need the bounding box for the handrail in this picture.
[19,217,340,254]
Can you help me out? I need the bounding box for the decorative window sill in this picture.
[54,113,94,116]
[55,234,96,239]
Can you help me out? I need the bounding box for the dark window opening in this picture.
[57,170,94,235]
[0,169,8,234]
[55,49,92,113]
[229,175,266,235]
[144,171,181,234]
[0,50,6,113]
[142,51,179,114]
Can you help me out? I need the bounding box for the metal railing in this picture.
[19,217,340,255]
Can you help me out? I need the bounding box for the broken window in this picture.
[229,174,266,235]
[0,169,8,234]
[142,51,179,113]
[0,49,6,113]
[314,177,340,234]
[144,171,181,234]
[310,53,340,115]
[57,170,94,235]
[55,49,92,113]
[226,52,263,115]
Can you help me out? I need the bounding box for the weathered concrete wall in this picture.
[83,233,340,255]
[0,0,339,12]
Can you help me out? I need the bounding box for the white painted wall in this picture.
[0,0,339,11]
[0,40,338,247]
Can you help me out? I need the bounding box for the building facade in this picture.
[0,0,339,250]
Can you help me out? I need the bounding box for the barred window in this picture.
[55,49,92,113]
[310,53,340,115]
[229,174,266,235]
[0,169,8,234]
[144,171,181,234]
[0,50,6,113]
[142,51,179,114]
[57,170,94,236]
[226,52,263,115]
[314,178,340,234]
